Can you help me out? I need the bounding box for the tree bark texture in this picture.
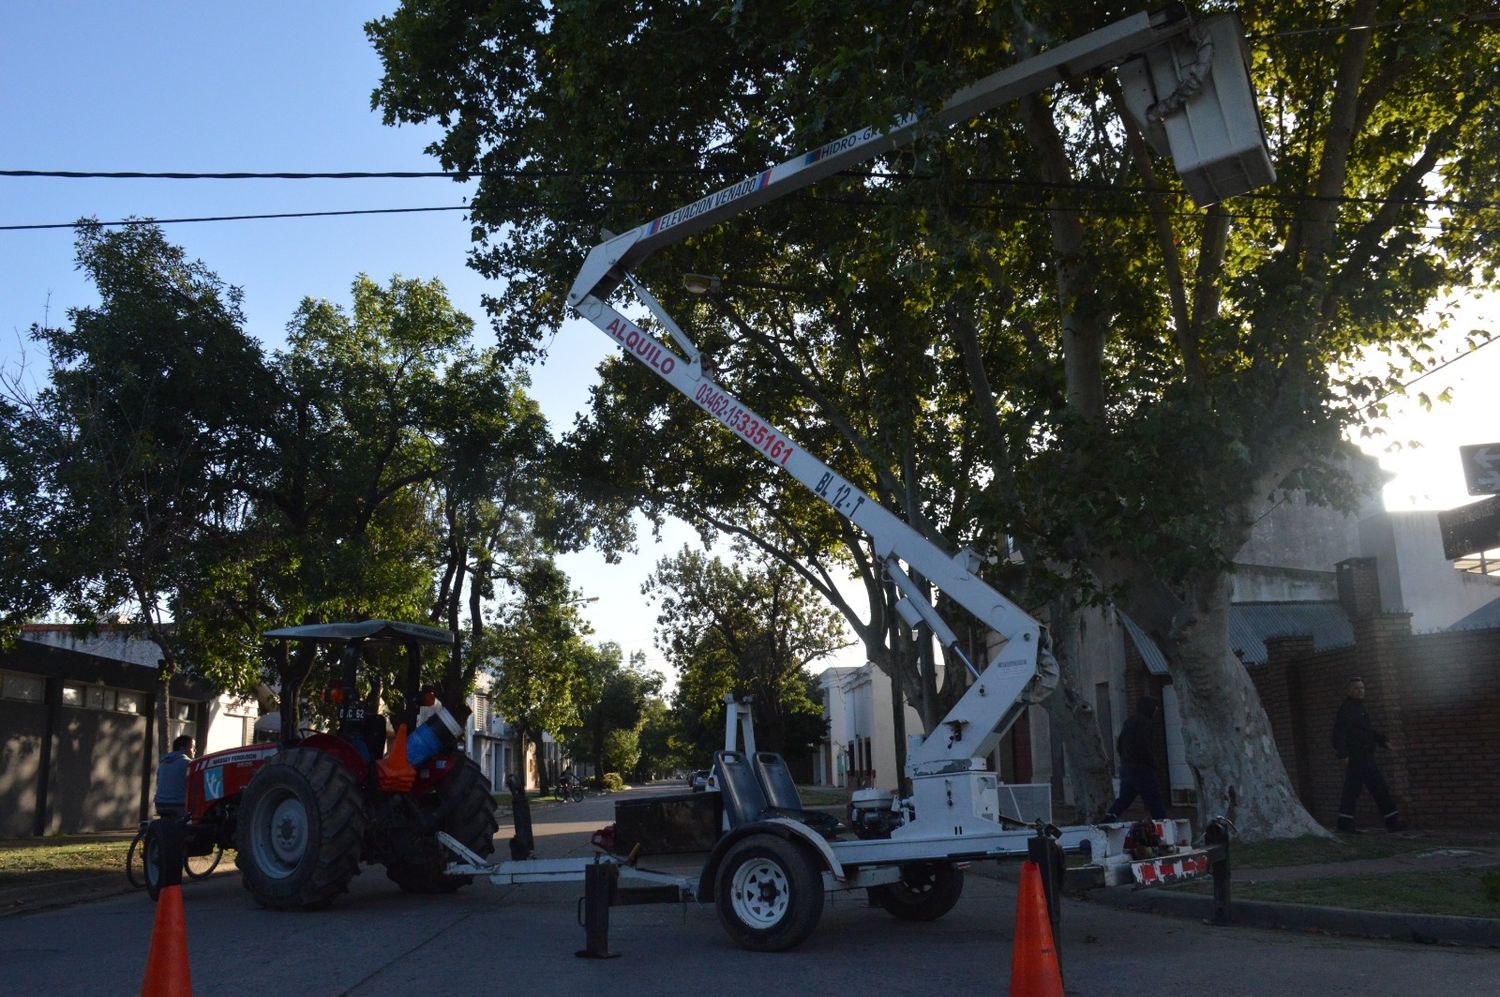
[1146,572,1327,841]
[1041,600,1115,818]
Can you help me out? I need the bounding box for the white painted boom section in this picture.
[567,7,1191,304]
[574,292,1042,660]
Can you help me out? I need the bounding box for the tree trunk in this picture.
[155,673,171,759]
[1150,572,1328,841]
[530,728,550,794]
[1041,599,1114,818]
[510,723,529,791]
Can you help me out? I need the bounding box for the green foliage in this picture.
[564,643,663,783]
[649,546,837,763]
[485,558,590,749]
[601,772,626,792]
[367,1,1500,834]
[1,222,571,741]
[634,695,687,778]
[1,221,274,700]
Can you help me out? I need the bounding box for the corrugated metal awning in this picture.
[1117,610,1170,676]
[1228,601,1354,665]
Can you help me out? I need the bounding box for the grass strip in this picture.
[0,839,133,891]
[1231,832,1500,870]
[1230,868,1500,920]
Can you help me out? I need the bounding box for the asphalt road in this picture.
[0,783,1495,996]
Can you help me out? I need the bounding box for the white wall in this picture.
[1361,509,1500,630]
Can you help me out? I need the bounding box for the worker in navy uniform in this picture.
[1103,695,1167,822]
[1332,677,1400,833]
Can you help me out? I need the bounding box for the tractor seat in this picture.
[713,750,842,840]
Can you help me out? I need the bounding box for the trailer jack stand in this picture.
[1027,827,1067,969]
[576,861,622,959]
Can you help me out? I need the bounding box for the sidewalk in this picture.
[1072,835,1500,948]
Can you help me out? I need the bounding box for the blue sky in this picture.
[2,3,1495,677]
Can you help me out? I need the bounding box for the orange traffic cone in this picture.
[377,723,417,792]
[140,883,192,996]
[1010,860,1063,997]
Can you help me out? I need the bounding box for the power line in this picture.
[8,166,1499,214]
[0,204,472,232]
[0,167,700,181]
[1366,333,1500,409]
[1248,10,1499,41]
[3,188,1485,234]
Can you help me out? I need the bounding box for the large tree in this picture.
[647,547,841,763]
[1,221,273,753]
[484,558,592,790]
[564,642,663,785]
[370,1,1499,836]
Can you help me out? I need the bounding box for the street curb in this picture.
[0,874,139,919]
[967,860,1500,948]
[1081,882,1500,949]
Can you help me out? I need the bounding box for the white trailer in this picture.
[448,5,1267,952]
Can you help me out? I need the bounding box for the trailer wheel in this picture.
[868,862,964,921]
[235,747,366,910]
[715,834,824,952]
[385,756,498,893]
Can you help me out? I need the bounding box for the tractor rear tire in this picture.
[385,756,498,894]
[867,862,965,921]
[235,747,366,910]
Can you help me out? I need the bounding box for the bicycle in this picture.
[125,818,225,892]
[558,779,585,803]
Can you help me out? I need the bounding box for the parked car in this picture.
[689,769,710,792]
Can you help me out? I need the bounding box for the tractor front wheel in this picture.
[235,747,366,910]
[385,756,498,894]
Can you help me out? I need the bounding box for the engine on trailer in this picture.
[847,789,904,840]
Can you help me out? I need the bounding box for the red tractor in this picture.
[155,620,497,909]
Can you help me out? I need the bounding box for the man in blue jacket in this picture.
[153,734,196,817]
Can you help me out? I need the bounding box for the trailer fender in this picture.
[698,818,844,902]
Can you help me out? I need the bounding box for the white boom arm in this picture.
[568,6,1272,776]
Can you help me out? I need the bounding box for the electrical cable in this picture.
[6,166,1498,214]
[0,205,471,232]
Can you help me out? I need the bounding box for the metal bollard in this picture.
[506,773,534,861]
[576,861,621,959]
[1206,817,1233,926]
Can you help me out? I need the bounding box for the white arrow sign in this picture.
[1460,443,1500,495]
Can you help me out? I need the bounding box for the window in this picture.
[0,671,45,703]
[62,683,85,707]
[168,699,196,744]
[115,691,144,715]
[87,686,115,711]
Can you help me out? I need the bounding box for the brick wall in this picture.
[1394,628,1500,826]
[1134,614,1500,829]
[1258,616,1500,828]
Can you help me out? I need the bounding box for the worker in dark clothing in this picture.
[1332,677,1400,833]
[1103,695,1167,821]
[153,734,195,817]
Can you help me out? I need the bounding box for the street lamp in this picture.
[681,273,721,296]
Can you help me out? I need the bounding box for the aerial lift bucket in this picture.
[1118,13,1275,205]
